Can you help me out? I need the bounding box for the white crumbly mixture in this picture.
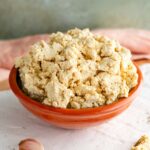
[15,28,138,109]
[132,135,150,150]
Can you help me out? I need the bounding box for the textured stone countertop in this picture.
[0,64,150,150]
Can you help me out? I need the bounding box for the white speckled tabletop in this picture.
[0,64,150,150]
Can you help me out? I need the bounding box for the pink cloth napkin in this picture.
[0,29,150,81]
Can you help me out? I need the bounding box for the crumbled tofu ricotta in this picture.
[132,135,150,150]
[15,28,138,109]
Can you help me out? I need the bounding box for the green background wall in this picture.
[0,0,149,39]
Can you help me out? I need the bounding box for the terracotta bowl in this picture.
[9,63,143,129]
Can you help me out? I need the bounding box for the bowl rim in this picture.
[9,62,143,115]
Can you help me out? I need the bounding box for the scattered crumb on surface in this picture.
[132,135,150,150]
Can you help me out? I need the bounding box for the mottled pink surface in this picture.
[0,29,150,82]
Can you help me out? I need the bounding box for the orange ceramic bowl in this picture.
[9,63,142,129]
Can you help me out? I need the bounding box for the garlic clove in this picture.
[19,138,44,150]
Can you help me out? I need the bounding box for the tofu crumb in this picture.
[132,135,150,150]
[15,28,138,109]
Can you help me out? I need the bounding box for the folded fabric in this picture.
[0,69,9,82]
[0,34,49,70]
[0,29,150,82]
[92,28,150,55]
